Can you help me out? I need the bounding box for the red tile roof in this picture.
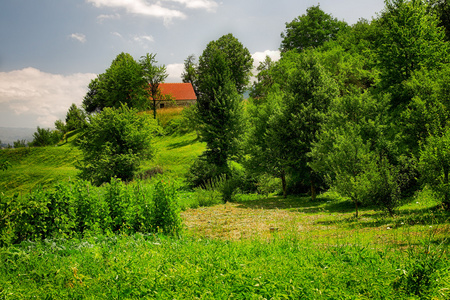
[154,83,197,101]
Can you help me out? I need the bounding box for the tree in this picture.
[375,0,449,106]
[196,47,244,173]
[282,52,339,197]
[310,92,401,216]
[245,90,290,197]
[65,103,87,132]
[76,104,158,186]
[281,5,348,52]
[428,0,450,39]
[181,54,199,97]
[30,127,62,147]
[250,55,276,99]
[139,53,168,119]
[83,53,148,113]
[419,126,450,210]
[198,33,253,95]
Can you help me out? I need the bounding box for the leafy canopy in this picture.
[76,104,159,186]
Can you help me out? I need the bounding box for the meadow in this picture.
[0,108,449,299]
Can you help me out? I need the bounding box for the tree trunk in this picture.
[281,172,287,199]
[311,180,316,201]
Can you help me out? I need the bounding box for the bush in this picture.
[30,127,63,147]
[76,104,159,186]
[0,178,182,246]
[151,180,182,235]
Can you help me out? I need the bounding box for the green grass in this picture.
[1,122,449,298]
[142,131,205,180]
[0,144,81,197]
[1,227,448,299]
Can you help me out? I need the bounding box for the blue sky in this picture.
[0,0,385,129]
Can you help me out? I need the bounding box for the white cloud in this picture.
[133,35,154,43]
[252,50,281,68]
[70,33,87,43]
[0,68,96,128]
[168,0,218,12]
[166,63,184,82]
[87,0,186,25]
[97,13,121,23]
[111,31,123,38]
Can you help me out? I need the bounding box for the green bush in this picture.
[0,178,182,246]
[151,180,182,235]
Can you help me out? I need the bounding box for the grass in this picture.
[1,186,449,298]
[1,109,449,298]
[0,144,81,197]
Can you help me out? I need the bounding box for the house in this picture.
[150,83,197,109]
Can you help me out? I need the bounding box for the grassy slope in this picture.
[0,130,204,196]
[0,143,81,196]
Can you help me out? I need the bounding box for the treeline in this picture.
[245,0,450,215]
[182,0,450,215]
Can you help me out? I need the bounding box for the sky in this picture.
[0,0,385,129]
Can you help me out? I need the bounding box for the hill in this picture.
[0,127,34,146]
[0,130,204,196]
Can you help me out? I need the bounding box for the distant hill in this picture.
[0,127,35,146]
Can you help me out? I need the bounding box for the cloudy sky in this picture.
[0,0,385,129]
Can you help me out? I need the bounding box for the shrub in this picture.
[151,180,182,235]
[0,178,183,245]
[30,127,63,147]
[76,104,159,186]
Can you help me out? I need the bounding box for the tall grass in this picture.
[0,230,448,299]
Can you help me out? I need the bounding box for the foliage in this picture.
[13,139,27,148]
[83,52,148,113]
[375,0,449,106]
[30,127,62,147]
[310,92,402,216]
[280,5,348,52]
[245,91,289,197]
[0,178,182,246]
[181,54,199,97]
[65,103,87,131]
[196,41,245,171]
[151,180,182,235]
[419,126,450,209]
[140,53,168,119]
[76,104,158,186]
[0,159,11,171]
[197,33,253,95]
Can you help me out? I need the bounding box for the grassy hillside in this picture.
[0,144,81,196]
[0,128,204,196]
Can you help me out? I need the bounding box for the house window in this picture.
[160,103,165,109]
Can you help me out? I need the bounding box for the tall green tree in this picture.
[197,33,253,95]
[65,103,87,132]
[375,0,449,106]
[281,5,348,52]
[83,53,148,113]
[196,47,244,172]
[181,54,199,97]
[282,52,339,196]
[139,53,168,119]
[245,90,290,197]
[76,104,158,186]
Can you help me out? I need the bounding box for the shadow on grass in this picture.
[316,204,450,229]
[235,194,363,214]
[167,137,199,150]
[235,194,450,229]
